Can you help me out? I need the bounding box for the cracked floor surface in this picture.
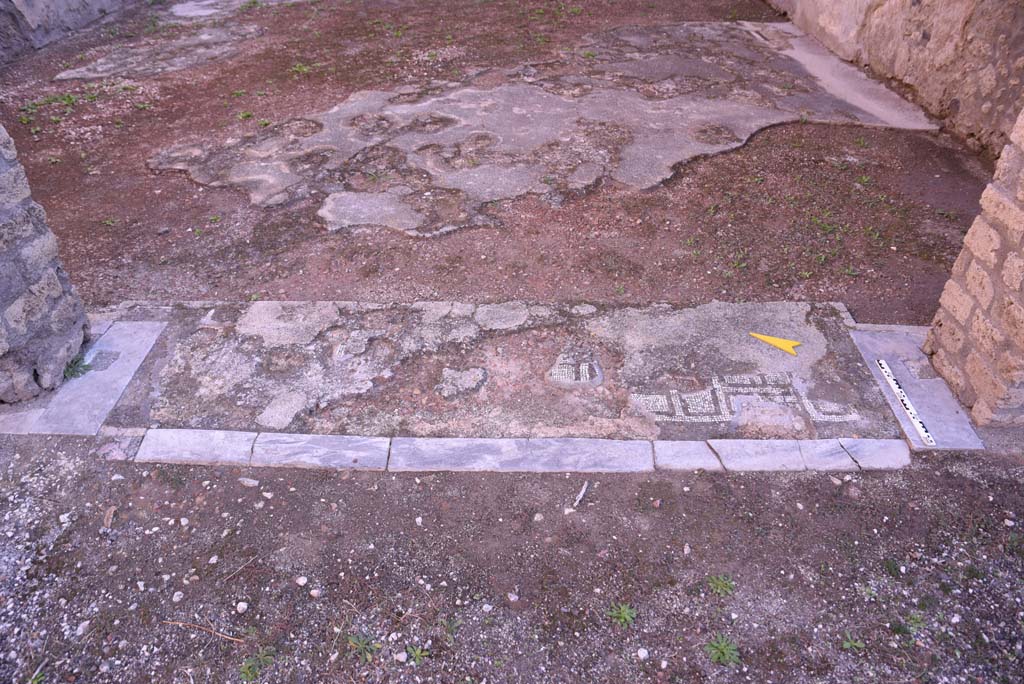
[0,0,990,323]
[0,299,900,442]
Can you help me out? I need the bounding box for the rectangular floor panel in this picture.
[850,327,984,451]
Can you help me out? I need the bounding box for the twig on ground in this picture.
[221,555,259,582]
[162,620,244,643]
[573,480,590,509]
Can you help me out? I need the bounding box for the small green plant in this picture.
[606,602,637,628]
[842,632,866,651]
[406,645,430,665]
[239,647,275,682]
[582,50,596,59]
[348,634,381,663]
[64,354,92,380]
[231,89,247,97]
[208,215,221,223]
[707,574,736,597]
[882,558,902,578]
[704,633,740,666]
[134,102,152,110]
[439,616,462,645]
[241,0,261,10]
[258,119,272,127]
[290,63,312,76]
[101,217,117,226]
[237,111,254,120]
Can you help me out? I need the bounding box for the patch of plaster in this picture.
[55,25,262,80]
[148,21,933,237]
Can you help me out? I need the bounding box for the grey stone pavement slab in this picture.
[839,439,911,470]
[529,438,653,472]
[252,433,389,470]
[0,321,166,436]
[709,440,806,471]
[390,438,532,472]
[390,437,652,472]
[654,441,724,471]
[798,439,860,471]
[850,327,984,451]
[135,428,256,466]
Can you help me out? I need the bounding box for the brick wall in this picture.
[0,124,87,402]
[925,110,1024,426]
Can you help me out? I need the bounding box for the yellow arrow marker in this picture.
[749,332,801,356]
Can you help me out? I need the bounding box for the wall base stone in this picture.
[0,125,87,403]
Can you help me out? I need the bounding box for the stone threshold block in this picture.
[0,321,166,435]
[135,429,257,466]
[653,441,724,471]
[251,432,389,470]
[839,438,911,470]
[389,437,653,472]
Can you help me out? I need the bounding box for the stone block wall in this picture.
[925,110,1024,426]
[766,0,1024,156]
[0,124,87,403]
[1,0,136,64]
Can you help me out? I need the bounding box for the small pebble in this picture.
[637,648,649,660]
[236,601,248,614]
[295,576,308,586]
[238,477,259,488]
[208,555,218,565]
[482,604,494,613]
[172,591,184,603]
[310,589,322,598]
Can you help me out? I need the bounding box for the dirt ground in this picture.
[0,0,991,324]
[1,435,1022,683]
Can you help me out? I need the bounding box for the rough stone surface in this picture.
[435,367,487,400]
[149,21,931,238]
[0,124,87,403]
[767,0,1024,154]
[927,108,1024,426]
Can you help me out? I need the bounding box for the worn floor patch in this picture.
[148,21,932,237]
[87,300,902,441]
[55,25,263,80]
